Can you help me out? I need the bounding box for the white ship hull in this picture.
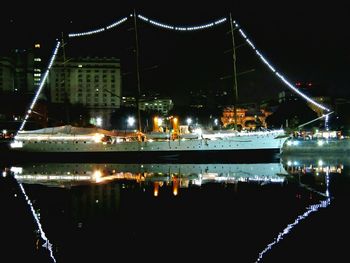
[8,127,289,162]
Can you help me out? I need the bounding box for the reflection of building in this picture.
[221,107,272,129]
[71,183,121,222]
[49,57,121,128]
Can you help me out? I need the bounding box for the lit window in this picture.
[35,44,40,48]
[34,73,41,77]
[34,58,41,62]
[78,65,83,68]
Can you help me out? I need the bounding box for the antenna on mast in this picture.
[229,13,239,131]
[133,9,142,134]
[61,32,70,124]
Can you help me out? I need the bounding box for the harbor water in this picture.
[1,153,349,262]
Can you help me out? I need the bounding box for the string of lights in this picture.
[17,13,329,133]
[233,21,330,112]
[18,41,61,133]
[137,14,227,31]
[68,17,128,38]
[255,170,331,262]
[17,182,56,262]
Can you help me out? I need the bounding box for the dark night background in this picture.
[1,1,349,106]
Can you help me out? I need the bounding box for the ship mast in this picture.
[229,13,239,131]
[61,32,70,124]
[133,9,142,134]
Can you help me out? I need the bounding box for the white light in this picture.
[157,118,163,126]
[105,17,128,30]
[18,41,60,133]
[236,25,330,112]
[2,129,7,134]
[317,140,324,146]
[246,39,256,49]
[127,116,135,127]
[239,29,247,38]
[287,161,292,166]
[17,183,56,262]
[286,140,292,146]
[10,141,23,148]
[186,118,192,125]
[69,28,105,38]
[69,17,128,37]
[318,160,323,166]
[93,133,103,143]
[137,14,226,31]
[292,140,299,146]
[194,128,202,136]
[10,167,23,174]
[256,198,330,262]
[96,117,102,127]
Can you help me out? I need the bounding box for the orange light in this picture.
[173,179,179,196]
[154,182,159,197]
[153,116,159,131]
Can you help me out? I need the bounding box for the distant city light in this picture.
[96,117,103,127]
[127,116,135,127]
[186,118,192,126]
[157,118,163,126]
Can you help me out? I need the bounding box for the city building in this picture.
[0,44,42,94]
[0,44,44,130]
[48,56,121,129]
[139,96,173,115]
[0,56,14,93]
[33,43,42,89]
[121,95,174,116]
[121,96,137,108]
[221,106,272,130]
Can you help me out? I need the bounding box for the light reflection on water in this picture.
[1,155,349,262]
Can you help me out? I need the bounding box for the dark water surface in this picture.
[1,154,349,262]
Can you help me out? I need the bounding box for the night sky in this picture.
[1,1,349,105]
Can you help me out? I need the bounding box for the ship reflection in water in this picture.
[10,162,288,190]
[1,156,349,262]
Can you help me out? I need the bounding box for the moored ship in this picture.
[8,125,289,162]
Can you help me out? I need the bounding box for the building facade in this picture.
[48,57,121,128]
[139,97,173,116]
[221,107,272,130]
[0,57,15,93]
[0,44,42,94]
